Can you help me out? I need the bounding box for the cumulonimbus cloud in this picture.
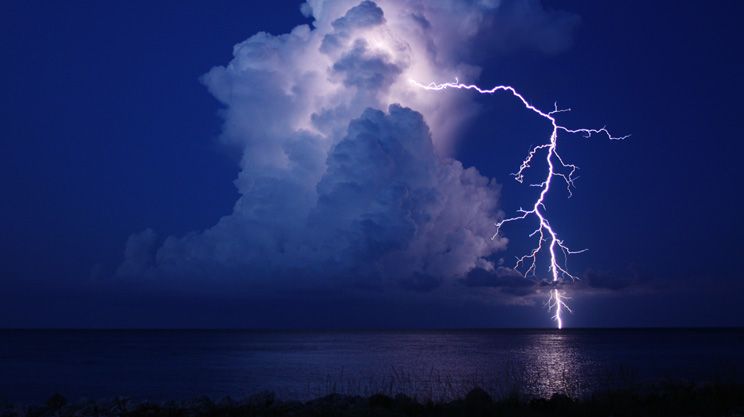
[118,0,578,293]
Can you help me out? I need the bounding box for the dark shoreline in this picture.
[3,327,744,332]
[4,382,744,417]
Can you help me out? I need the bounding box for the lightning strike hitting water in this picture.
[411,79,628,329]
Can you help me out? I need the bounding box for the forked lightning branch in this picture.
[412,79,628,329]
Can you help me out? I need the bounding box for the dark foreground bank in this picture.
[4,383,744,417]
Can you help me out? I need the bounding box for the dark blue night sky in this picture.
[1,0,742,328]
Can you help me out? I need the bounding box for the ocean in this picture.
[1,329,742,403]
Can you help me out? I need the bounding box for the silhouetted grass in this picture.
[2,363,743,417]
[3,381,744,417]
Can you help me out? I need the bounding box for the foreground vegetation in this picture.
[3,382,744,417]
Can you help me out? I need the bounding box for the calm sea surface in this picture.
[1,329,743,403]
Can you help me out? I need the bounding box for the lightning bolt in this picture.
[411,79,628,329]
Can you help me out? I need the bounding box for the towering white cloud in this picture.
[119,0,578,293]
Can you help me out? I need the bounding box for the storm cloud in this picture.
[118,0,579,294]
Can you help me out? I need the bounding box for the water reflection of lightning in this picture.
[411,79,628,329]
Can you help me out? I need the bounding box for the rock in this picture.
[368,394,393,409]
[464,387,492,416]
[465,387,492,406]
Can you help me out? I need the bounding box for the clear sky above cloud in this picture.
[1,0,742,327]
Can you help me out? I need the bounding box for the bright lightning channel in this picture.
[412,79,628,329]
